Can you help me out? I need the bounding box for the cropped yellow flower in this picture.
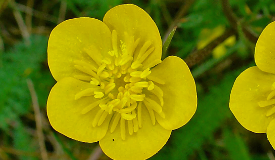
[230,21,275,148]
[47,4,197,160]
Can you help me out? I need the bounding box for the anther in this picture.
[94,91,104,98]
[140,68,151,78]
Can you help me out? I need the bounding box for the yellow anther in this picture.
[140,68,151,78]
[125,84,131,90]
[131,61,142,69]
[129,38,140,56]
[117,92,124,99]
[121,112,136,120]
[130,71,142,77]
[118,87,124,92]
[92,109,104,127]
[104,82,116,94]
[116,73,122,78]
[146,106,156,125]
[108,63,115,70]
[108,93,114,99]
[272,82,275,90]
[112,67,118,74]
[94,91,104,98]
[81,100,101,114]
[130,77,141,83]
[120,102,137,113]
[137,102,142,128]
[128,120,134,135]
[112,30,118,56]
[100,82,105,89]
[120,117,126,140]
[130,94,145,101]
[137,41,152,60]
[134,81,149,88]
[99,103,107,110]
[74,65,98,78]
[107,104,114,114]
[110,113,121,133]
[100,71,110,78]
[144,97,162,113]
[108,50,115,56]
[83,45,102,66]
[119,56,132,66]
[75,88,97,100]
[111,99,121,107]
[74,60,97,72]
[267,90,275,100]
[138,47,155,64]
[98,111,108,126]
[90,78,100,85]
[97,64,106,75]
[102,58,112,65]
[73,75,92,81]
[124,75,131,82]
[143,59,162,69]
[121,69,127,74]
[116,97,127,109]
[124,91,130,97]
[147,75,165,84]
[130,86,143,93]
[133,116,139,132]
[149,85,164,106]
[266,107,275,116]
[120,40,127,55]
[158,111,166,118]
[148,81,154,90]
[258,99,275,107]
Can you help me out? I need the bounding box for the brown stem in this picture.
[27,79,48,160]
[184,28,235,67]
[221,0,258,43]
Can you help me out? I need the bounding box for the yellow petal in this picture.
[99,108,171,160]
[149,56,197,130]
[103,4,162,68]
[255,21,275,74]
[267,119,275,149]
[229,66,275,133]
[48,17,112,81]
[47,77,111,143]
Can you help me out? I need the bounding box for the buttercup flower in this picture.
[47,4,197,160]
[230,21,275,148]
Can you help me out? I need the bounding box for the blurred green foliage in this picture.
[1,0,275,159]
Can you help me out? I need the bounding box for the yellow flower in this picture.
[47,4,197,160]
[230,21,275,148]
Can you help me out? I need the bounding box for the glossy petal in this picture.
[267,119,275,149]
[99,108,171,160]
[230,66,275,133]
[103,4,162,68]
[48,17,112,81]
[149,56,197,130]
[47,77,111,142]
[255,21,275,74]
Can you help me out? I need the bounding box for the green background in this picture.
[0,0,275,159]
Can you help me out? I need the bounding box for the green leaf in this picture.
[13,121,38,160]
[162,27,177,59]
[223,129,251,160]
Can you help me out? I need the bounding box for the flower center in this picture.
[73,30,165,140]
[258,82,275,117]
